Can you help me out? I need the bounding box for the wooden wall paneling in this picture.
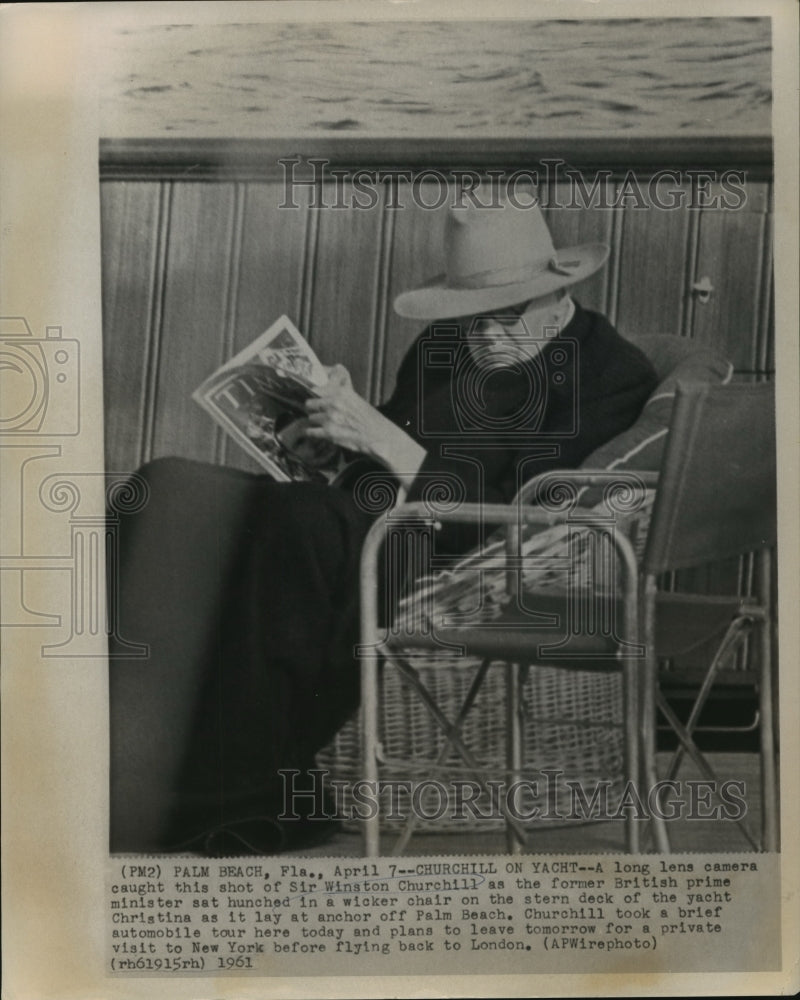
[151,183,237,463]
[220,181,312,471]
[308,181,386,399]
[300,193,321,339]
[605,192,624,327]
[214,184,246,466]
[369,199,396,407]
[542,178,616,317]
[679,209,701,339]
[381,181,450,402]
[690,182,769,370]
[100,181,164,472]
[614,182,692,340]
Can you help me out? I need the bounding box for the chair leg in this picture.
[656,693,760,850]
[623,652,640,854]
[505,662,526,855]
[642,578,670,853]
[360,656,381,857]
[757,551,778,851]
[644,658,670,853]
[387,653,530,847]
[759,624,778,851]
[390,657,493,855]
[654,606,771,852]
[664,617,750,783]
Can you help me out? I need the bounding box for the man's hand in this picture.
[305,365,426,480]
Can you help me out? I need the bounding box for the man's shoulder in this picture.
[570,303,658,389]
[390,318,468,384]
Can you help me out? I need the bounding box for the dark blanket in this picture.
[110,463,370,850]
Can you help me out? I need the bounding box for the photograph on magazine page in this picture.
[99,14,778,874]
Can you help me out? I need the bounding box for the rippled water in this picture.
[99,18,771,138]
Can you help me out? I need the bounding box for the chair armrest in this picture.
[359,502,572,604]
[361,498,642,578]
[384,500,573,528]
[359,501,641,658]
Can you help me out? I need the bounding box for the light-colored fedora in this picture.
[393,202,609,320]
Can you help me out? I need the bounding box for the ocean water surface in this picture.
[99,18,771,139]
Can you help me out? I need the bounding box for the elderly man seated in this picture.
[111,200,658,855]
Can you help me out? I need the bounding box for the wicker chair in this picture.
[318,337,762,855]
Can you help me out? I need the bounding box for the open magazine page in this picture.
[1,3,799,1000]
[193,315,354,483]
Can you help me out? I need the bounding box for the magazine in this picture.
[192,315,358,483]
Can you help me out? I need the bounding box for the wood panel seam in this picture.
[141,181,172,466]
[217,183,246,465]
[371,192,396,404]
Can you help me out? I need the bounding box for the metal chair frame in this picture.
[357,382,778,857]
[359,494,644,858]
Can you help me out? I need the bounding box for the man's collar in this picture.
[560,296,576,331]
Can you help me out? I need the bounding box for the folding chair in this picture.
[359,481,648,857]
[357,380,777,856]
[639,380,778,853]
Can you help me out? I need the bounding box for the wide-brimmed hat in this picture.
[393,202,609,320]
